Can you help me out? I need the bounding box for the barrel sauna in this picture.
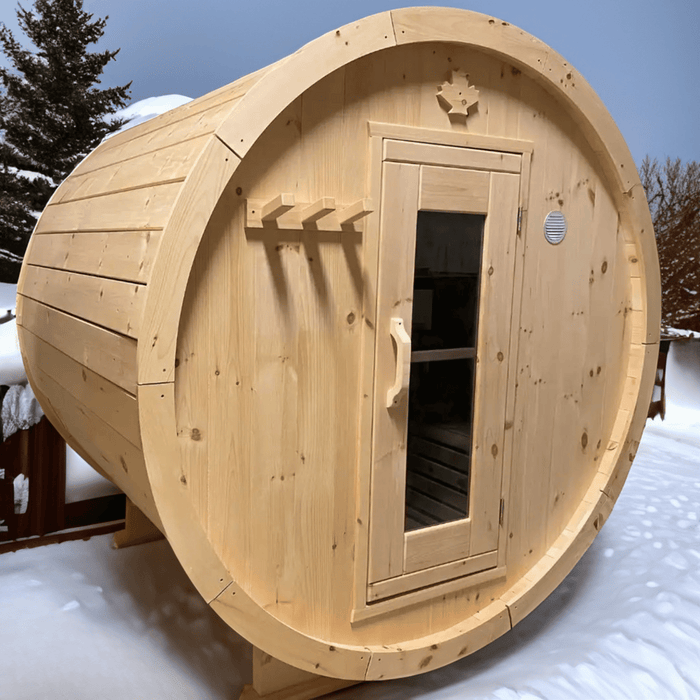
[17,7,660,690]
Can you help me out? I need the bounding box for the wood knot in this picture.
[497,351,504,362]
[191,428,201,441]
[491,444,498,457]
[581,431,588,449]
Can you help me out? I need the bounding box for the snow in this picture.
[1,383,43,441]
[665,327,700,340]
[0,317,26,385]
[106,94,193,137]
[0,281,18,314]
[1,397,699,698]
[64,446,121,504]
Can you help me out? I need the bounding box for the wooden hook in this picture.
[338,199,373,225]
[261,193,295,221]
[301,197,336,224]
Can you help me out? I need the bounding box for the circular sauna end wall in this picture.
[19,7,660,682]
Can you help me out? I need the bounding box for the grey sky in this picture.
[1,0,698,164]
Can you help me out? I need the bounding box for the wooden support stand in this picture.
[113,497,164,548]
[239,647,361,700]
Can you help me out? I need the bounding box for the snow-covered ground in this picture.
[1,346,699,698]
[0,407,697,699]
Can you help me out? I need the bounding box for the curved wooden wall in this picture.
[16,65,275,526]
[17,7,660,682]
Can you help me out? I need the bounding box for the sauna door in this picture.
[367,140,521,602]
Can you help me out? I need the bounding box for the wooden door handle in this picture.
[386,317,411,408]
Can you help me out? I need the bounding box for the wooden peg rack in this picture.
[247,195,373,232]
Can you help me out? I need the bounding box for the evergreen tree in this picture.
[0,0,131,282]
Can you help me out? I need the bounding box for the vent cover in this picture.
[544,211,567,245]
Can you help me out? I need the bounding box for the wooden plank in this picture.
[138,383,233,606]
[26,231,161,284]
[404,520,471,573]
[27,362,159,528]
[403,489,463,528]
[239,678,358,700]
[72,100,239,177]
[20,328,141,448]
[113,497,164,548]
[56,136,209,204]
[352,133,384,614]
[497,150,529,569]
[137,138,240,383]
[215,12,396,156]
[367,161,420,584]
[22,265,144,339]
[300,197,336,223]
[504,109,557,581]
[503,491,613,626]
[64,494,125,530]
[384,139,521,173]
[367,551,499,603]
[370,122,534,154]
[363,599,510,680]
[411,347,474,362]
[247,647,360,699]
[96,62,276,158]
[410,435,468,470]
[407,453,469,492]
[17,297,137,394]
[545,166,622,546]
[36,182,180,234]
[468,172,520,557]
[406,471,467,511]
[391,7,639,195]
[419,166,490,214]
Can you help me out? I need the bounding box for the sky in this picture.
[0,0,699,165]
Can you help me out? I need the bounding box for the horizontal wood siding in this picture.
[55,137,210,204]
[18,297,137,394]
[21,266,144,338]
[91,62,275,159]
[27,231,161,284]
[71,100,240,179]
[20,328,141,448]
[24,356,159,529]
[35,182,181,234]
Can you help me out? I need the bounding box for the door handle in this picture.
[386,317,411,408]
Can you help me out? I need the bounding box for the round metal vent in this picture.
[544,211,567,244]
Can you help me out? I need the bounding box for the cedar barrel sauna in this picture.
[17,7,659,695]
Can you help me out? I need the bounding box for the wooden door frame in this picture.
[352,124,532,623]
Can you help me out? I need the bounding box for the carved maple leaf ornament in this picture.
[437,70,480,117]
